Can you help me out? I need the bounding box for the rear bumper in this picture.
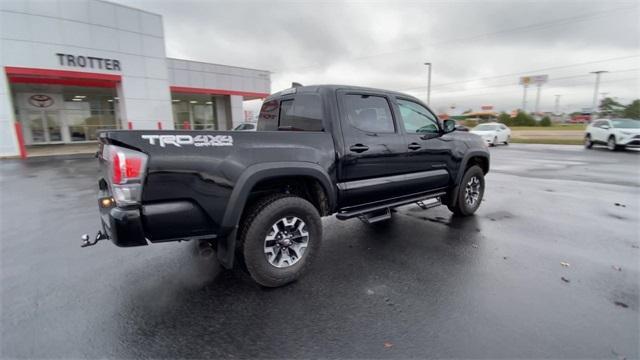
[101,207,148,247]
[100,200,218,247]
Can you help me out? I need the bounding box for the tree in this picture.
[623,99,640,119]
[540,116,552,127]
[599,97,625,117]
[497,112,513,126]
[513,111,536,126]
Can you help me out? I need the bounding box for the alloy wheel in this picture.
[264,216,309,268]
[465,176,481,207]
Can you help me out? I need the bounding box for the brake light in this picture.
[112,151,144,185]
[103,145,148,206]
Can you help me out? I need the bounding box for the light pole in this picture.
[424,62,432,105]
[554,94,561,115]
[590,70,607,114]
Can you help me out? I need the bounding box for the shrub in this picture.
[540,116,552,127]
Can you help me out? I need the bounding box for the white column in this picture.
[0,72,20,157]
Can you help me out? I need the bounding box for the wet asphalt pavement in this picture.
[1,144,639,359]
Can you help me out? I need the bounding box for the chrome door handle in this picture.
[408,143,421,150]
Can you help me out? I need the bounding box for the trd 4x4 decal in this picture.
[141,134,233,147]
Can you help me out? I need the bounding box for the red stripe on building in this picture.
[170,86,268,100]
[5,67,121,87]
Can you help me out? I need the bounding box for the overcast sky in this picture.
[115,0,639,114]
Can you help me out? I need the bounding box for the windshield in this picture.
[611,119,640,129]
[473,124,498,131]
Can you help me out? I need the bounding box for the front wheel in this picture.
[447,165,485,216]
[491,137,498,147]
[238,194,322,287]
[607,136,617,151]
[504,135,510,145]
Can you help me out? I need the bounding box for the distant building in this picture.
[463,110,498,123]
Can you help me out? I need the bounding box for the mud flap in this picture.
[216,228,237,269]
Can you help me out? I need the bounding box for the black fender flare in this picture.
[447,150,490,205]
[216,162,335,268]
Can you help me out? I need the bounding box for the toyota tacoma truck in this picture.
[86,85,489,287]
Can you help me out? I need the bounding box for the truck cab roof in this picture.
[268,84,423,103]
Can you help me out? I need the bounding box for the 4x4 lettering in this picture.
[141,134,233,147]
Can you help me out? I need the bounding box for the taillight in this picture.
[112,151,143,185]
[103,145,148,206]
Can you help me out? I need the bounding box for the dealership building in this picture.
[0,0,271,157]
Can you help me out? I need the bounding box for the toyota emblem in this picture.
[28,94,54,108]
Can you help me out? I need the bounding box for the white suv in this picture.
[585,118,640,151]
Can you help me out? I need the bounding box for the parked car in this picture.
[233,122,257,131]
[455,124,470,132]
[585,118,640,151]
[85,85,490,287]
[470,122,511,146]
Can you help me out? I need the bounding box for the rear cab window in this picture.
[257,93,324,131]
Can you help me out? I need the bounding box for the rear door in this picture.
[591,120,606,142]
[336,90,409,207]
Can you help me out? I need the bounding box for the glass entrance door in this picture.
[25,110,62,144]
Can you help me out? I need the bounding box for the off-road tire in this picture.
[447,165,485,216]
[237,194,322,287]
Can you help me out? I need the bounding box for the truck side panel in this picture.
[99,130,337,241]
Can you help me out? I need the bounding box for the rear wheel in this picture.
[238,194,322,287]
[447,165,485,216]
[584,134,593,149]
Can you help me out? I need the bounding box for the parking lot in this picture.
[1,144,638,359]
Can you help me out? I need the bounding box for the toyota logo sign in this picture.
[28,94,54,108]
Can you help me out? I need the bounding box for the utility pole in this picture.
[590,70,607,114]
[522,84,529,112]
[554,94,561,115]
[424,62,432,105]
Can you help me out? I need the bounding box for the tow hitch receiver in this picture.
[81,230,109,248]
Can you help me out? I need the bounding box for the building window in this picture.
[11,84,120,144]
[171,94,217,130]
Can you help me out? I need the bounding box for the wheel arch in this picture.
[216,162,335,268]
[456,151,489,184]
[446,151,489,207]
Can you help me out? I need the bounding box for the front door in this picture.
[337,91,408,207]
[394,97,450,193]
[24,110,62,144]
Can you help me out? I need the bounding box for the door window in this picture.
[396,99,439,134]
[343,94,395,133]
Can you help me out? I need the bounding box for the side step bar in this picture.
[336,191,446,220]
[358,208,392,224]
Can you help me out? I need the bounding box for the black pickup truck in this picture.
[88,85,489,287]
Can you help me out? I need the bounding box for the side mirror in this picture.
[601,125,610,129]
[442,119,456,134]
